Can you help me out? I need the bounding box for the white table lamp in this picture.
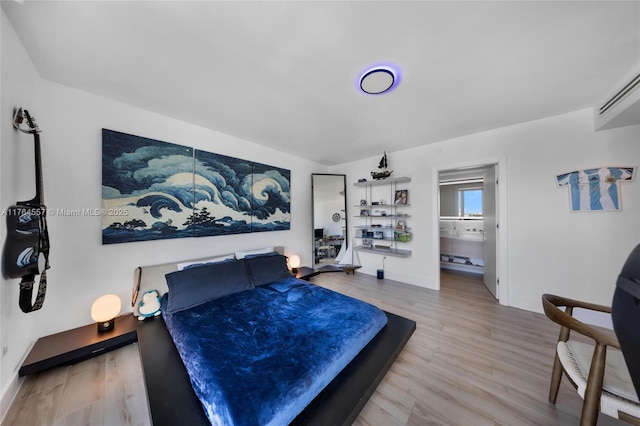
[91,294,121,332]
[289,255,301,273]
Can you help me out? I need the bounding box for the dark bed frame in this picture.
[137,310,416,425]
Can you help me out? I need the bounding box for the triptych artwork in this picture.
[102,129,290,244]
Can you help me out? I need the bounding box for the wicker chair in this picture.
[542,294,639,425]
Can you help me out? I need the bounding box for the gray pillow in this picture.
[164,259,253,314]
[245,254,292,287]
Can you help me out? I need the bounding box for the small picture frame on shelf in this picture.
[360,209,369,216]
[394,189,408,205]
[360,199,367,206]
[362,239,372,248]
[373,231,384,240]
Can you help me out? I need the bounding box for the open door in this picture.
[482,166,498,299]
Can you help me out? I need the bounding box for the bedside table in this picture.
[294,266,320,281]
[19,313,138,376]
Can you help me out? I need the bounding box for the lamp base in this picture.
[97,319,115,333]
[292,267,298,273]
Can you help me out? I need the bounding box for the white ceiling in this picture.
[3,1,639,166]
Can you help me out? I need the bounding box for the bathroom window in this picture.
[458,188,483,217]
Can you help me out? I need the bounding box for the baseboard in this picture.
[509,295,544,315]
[0,373,22,423]
[358,267,438,291]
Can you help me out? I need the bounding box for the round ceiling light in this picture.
[358,65,400,95]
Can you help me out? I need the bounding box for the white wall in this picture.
[334,110,640,313]
[1,10,324,405]
[4,4,640,415]
[1,10,45,411]
[314,198,344,237]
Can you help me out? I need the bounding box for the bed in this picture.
[133,247,416,425]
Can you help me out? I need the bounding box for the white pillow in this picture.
[234,247,275,260]
[176,255,234,271]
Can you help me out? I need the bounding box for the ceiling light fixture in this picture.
[358,64,401,95]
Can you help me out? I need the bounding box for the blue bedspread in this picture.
[161,277,388,426]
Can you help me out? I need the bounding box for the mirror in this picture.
[439,166,490,219]
[312,174,347,266]
[439,179,484,218]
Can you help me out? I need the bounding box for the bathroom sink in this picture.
[458,231,484,240]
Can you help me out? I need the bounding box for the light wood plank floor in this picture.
[2,270,626,425]
[2,342,148,426]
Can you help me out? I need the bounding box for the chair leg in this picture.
[550,323,572,404]
[549,352,564,404]
[580,343,606,426]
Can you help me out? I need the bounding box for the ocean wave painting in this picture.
[193,151,291,237]
[249,160,291,233]
[102,129,291,244]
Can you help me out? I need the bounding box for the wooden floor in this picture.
[2,270,626,425]
[2,343,148,426]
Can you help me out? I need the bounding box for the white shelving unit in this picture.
[353,176,412,258]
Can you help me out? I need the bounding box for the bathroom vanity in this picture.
[439,224,484,274]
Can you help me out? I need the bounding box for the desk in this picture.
[317,245,335,258]
[315,238,344,260]
[19,313,138,376]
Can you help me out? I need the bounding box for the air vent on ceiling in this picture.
[598,72,640,116]
[594,66,640,132]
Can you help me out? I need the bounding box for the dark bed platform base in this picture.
[137,311,416,426]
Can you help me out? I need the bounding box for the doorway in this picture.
[438,164,498,299]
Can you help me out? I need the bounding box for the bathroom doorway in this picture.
[438,164,498,299]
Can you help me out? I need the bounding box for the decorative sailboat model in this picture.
[371,151,393,180]
[336,242,361,274]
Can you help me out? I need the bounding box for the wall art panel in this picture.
[192,150,252,237]
[250,161,291,232]
[102,129,290,244]
[102,129,195,244]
